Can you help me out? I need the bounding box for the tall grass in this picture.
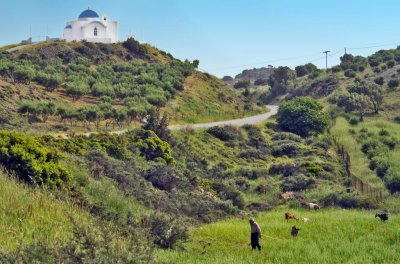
[0,169,90,251]
[157,209,400,263]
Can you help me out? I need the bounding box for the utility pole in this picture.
[323,50,331,71]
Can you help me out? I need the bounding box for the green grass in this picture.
[164,72,265,124]
[330,117,387,191]
[156,209,400,263]
[0,169,90,251]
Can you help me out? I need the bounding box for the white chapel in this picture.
[63,8,118,43]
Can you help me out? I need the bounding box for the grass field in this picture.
[156,209,400,264]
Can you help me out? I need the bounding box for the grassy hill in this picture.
[2,39,400,263]
[0,40,260,134]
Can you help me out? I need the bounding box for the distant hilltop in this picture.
[222,66,274,85]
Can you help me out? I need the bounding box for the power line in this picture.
[206,39,400,73]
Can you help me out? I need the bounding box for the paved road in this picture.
[168,105,278,130]
[58,105,278,138]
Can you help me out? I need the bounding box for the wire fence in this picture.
[330,134,383,201]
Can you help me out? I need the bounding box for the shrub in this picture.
[348,116,359,126]
[332,65,342,73]
[272,132,302,142]
[301,161,324,177]
[384,168,400,194]
[394,116,400,123]
[280,174,315,192]
[206,125,242,141]
[374,77,385,85]
[369,156,390,178]
[271,142,302,157]
[269,162,298,176]
[236,148,264,160]
[388,79,399,90]
[144,213,188,249]
[234,80,251,89]
[387,60,396,68]
[0,130,71,186]
[144,164,188,191]
[135,130,176,165]
[344,69,356,78]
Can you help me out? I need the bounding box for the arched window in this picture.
[94,27,98,36]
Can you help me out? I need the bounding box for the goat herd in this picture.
[284,202,389,237]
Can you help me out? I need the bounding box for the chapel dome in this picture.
[78,9,100,19]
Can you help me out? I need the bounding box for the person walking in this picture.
[249,217,262,251]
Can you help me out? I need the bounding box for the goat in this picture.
[301,217,310,223]
[285,212,298,222]
[307,202,320,210]
[291,226,301,237]
[375,213,389,222]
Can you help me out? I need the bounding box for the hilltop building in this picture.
[63,8,118,43]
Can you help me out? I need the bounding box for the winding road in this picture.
[168,105,278,130]
[58,105,278,138]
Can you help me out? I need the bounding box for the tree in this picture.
[348,82,383,114]
[295,65,308,77]
[272,66,295,85]
[334,91,373,121]
[65,81,89,101]
[277,96,329,137]
[142,109,171,141]
[234,80,251,89]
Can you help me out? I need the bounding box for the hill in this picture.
[0,39,261,133]
[1,39,400,263]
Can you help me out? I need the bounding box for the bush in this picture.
[384,168,400,194]
[269,162,298,176]
[388,79,399,90]
[374,77,385,85]
[348,116,359,126]
[0,130,71,187]
[394,116,400,123]
[144,164,188,191]
[369,156,390,178]
[344,69,356,78]
[207,125,242,141]
[271,142,302,157]
[280,174,315,192]
[272,132,302,142]
[135,130,176,165]
[234,80,251,89]
[144,213,188,249]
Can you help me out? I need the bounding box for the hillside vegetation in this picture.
[0,39,258,133]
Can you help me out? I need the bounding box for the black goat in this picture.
[375,213,389,222]
[291,226,301,237]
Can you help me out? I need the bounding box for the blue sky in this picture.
[1,0,400,77]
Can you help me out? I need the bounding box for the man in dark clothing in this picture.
[249,217,262,251]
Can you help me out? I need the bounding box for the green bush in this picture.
[280,173,315,192]
[0,130,71,186]
[388,79,399,90]
[207,126,242,141]
[271,142,302,157]
[135,130,176,165]
[374,77,384,85]
[344,69,356,78]
[272,132,302,142]
[348,116,359,126]
[277,97,329,137]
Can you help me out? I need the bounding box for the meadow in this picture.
[157,209,400,264]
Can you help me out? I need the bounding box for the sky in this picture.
[1,0,400,77]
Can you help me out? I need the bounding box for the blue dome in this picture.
[78,9,99,19]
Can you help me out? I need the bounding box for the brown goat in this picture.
[285,212,298,222]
